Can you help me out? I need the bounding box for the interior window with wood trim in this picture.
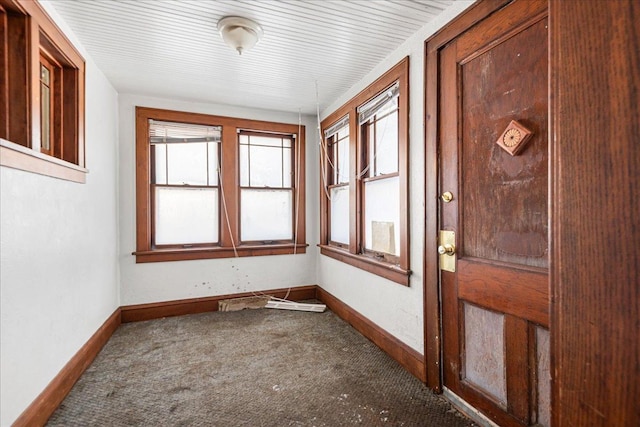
[319,58,409,285]
[0,0,86,183]
[239,131,297,244]
[150,120,221,248]
[135,107,306,263]
[324,116,350,249]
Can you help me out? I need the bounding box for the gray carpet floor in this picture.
[48,307,476,426]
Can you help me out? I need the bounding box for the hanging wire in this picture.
[217,166,238,258]
[218,126,306,303]
[279,110,305,302]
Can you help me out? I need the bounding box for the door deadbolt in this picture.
[441,191,454,203]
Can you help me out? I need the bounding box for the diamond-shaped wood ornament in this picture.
[496,120,533,156]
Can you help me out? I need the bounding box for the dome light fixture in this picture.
[217,16,263,55]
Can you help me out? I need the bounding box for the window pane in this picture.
[364,176,399,256]
[41,63,50,85]
[239,144,250,186]
[41,80,50,151]
[40,62,51,152]
[283,147,292,187]
[247,145,283,188]
[249,135,284,147]
[167,143,208,185]
[327,122,349,185]
[337,137,349,184]
[374,110,398,175]
[330,185,349,244]
[152,144,167,184]
[241,189,292,241]
[155,187,218,245]
[207,142,219,186]
[331,145,338,183]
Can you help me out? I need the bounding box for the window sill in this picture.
[0,139,87,183]
[134,243,308,263]
[318,244,410,286]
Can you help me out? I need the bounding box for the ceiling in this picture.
[48,0,456,115]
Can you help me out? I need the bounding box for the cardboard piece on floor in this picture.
[265,300,326,313]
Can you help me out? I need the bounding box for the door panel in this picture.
[457,260,548,327]
[463,303,507,405]
[439,0,550,425]
[460,17,548,269]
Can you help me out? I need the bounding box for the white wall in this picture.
[0,3,120,425]
[0,2,474,423]
[118,94,319,305]
[317,1,475,354]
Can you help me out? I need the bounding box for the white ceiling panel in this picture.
[48,0,455,114]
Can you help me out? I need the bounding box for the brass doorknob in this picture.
[438,244,456,256]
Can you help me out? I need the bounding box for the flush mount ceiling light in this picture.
[217,16,263,55]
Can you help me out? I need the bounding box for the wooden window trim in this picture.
[362,171,400,184]
[0,0,86,181]
[318,244,409,286]
[134,107,307,263]
[0,137,88,183]
[135,244,309,264]
[320,57,410,284]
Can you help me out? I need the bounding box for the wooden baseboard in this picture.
[315,287,426,382]
[13,285,425,426]
[120,285,318,323]
[12,308,121,427]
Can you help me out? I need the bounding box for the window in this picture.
[0,0,86,182]
[239,131,294,243]
[150,120,221,247]
[324,116,350,248]
[360,82,400,264]
[39,56,54,156]
[319,58,409,285]
[135,107,306,263]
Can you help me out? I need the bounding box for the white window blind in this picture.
[357,82,399,125]
[149,120,221,143]
[323,115,349,138]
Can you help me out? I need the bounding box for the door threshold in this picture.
[443,388,500,427]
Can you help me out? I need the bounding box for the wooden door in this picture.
[438,1,550,426]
